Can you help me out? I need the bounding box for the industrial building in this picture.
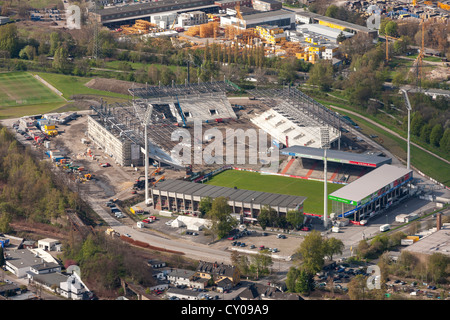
[295,11,378,38]
[150,178,307,222]
[252,0,283,12]
[220,9,295,29]
[328,164,413,223]
[94,0,219,26]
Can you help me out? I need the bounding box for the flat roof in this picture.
[328,164,413,204]
[281,145,392,168]
[153,179,306,208]
[242,9,294,22]
[404,225,450,257]
[98,0,215,16]
[295,11,376,34]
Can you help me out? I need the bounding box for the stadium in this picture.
[86,79,412,225]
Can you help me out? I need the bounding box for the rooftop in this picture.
[404,224,450,257]
[328,164,412,204]
[281,145,392,168]
[152,178,307,208]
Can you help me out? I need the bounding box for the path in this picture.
[329,105,450,166]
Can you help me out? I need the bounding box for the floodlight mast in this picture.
[401,89,412,170]
[321,127,330,228]
[132,100,153,206]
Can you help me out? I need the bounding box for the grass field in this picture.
[34,72,130,100]
[0,72,65,107]
[205,170,344,215]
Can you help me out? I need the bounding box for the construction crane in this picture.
[385,35,403,62]
[170,14,178,30]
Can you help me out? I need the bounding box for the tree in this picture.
[49,32,62,56]
[428,252,450,283]
[296,230,325,274]
[295,268,314,294]
[323,237,344,261]
[248,250,273,280]
[336,31,346,43]
[410,112,424,137]
[325,4,339,18]
[52,46,72,74]
[286,267,300,292]
[307,60,333,91]
[384,21,399,37]
[257,205,277,230]
[0,24,19,58]
[420,123,433,143]
[199,196,212,217]
[0,212,12,234]
[206,197,237,239]
[286,210,304,230]
[347,274,367,300]
[439,128,450,154]
[19,45,36,60]
[430,124,444,147]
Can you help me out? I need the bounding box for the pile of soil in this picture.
[85,78,145,95]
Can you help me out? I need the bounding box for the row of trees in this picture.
[199,196,306,239]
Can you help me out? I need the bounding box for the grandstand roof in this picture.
[281,145,392,168]
[152,179,307,209]
[328,164,413,205]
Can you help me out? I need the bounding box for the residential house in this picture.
[196,261,240,286]
[165,287,201,300]
[37,238,61,252]
[60,274,89,300]
[238,283,303,300]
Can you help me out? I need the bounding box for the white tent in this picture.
[171,216,212,231]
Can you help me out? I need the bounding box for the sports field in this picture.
[205,170,344,215]
[0,72,65,107]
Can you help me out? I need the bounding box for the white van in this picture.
[380,224,390,232]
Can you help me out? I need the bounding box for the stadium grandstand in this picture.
[328,164,413,224]
[151,179,307,222]
[249,86,341,149]
[281,145,392,168]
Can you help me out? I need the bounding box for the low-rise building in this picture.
[196,261,240,286]
[252,0,282,12]
[256,25,286,44]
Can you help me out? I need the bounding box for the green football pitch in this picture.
[0,72,65,107]
[204,170,344,215]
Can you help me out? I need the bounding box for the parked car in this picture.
[124,233,131,238]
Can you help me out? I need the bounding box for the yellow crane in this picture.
[385,35,403,62]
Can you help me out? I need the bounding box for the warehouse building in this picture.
[220,9,295,29]
[94,0,219,26]
[328,164,413,223]
[151,179,306,222]
[295,11,378,38]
